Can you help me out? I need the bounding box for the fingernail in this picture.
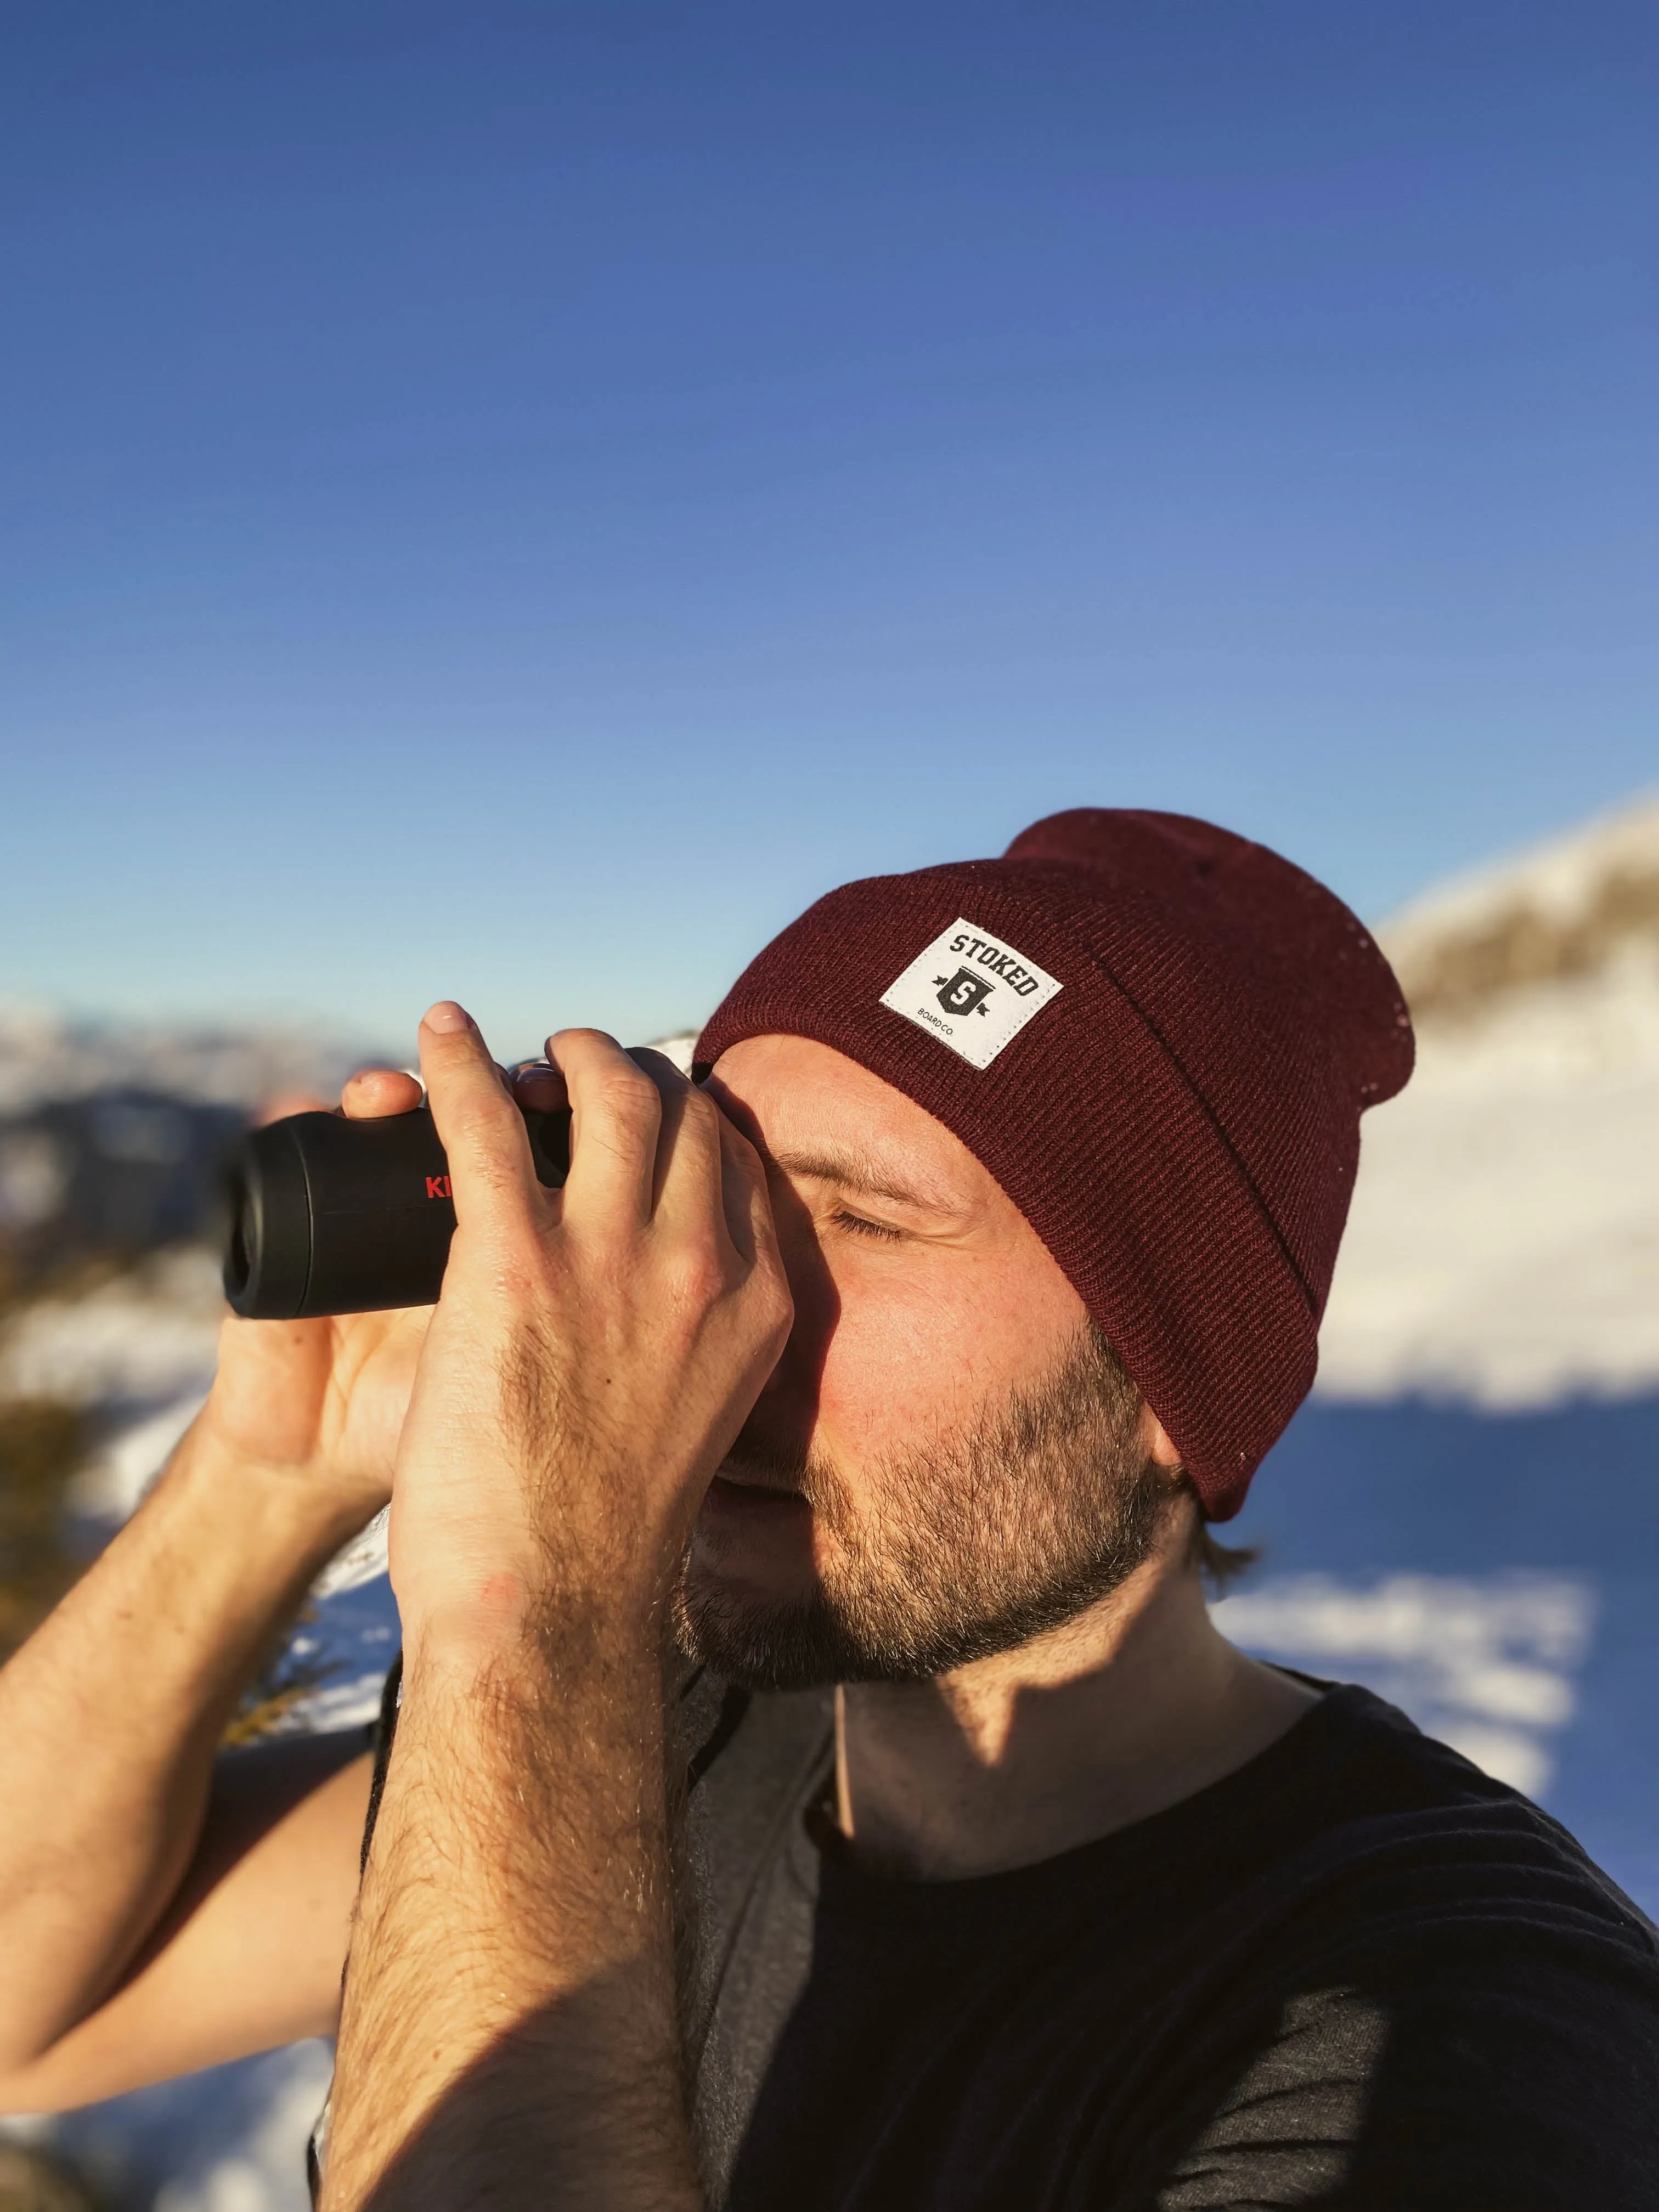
[424,1001,472,1034]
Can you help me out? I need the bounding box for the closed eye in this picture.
[832,1209,905,1243]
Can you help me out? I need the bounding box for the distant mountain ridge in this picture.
[0,1003,374,1118]
[1319,793,1659,1407]
[1382,795,1659,1025]
[4,794,1656,1418]
[0,1010,379,1282]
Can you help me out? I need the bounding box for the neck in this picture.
[833,1532,1318,1881]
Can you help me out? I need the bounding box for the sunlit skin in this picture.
[0,1022,1315,2174]
[532,1033,1316,1881]
[231,1044,1314,1895]
[691,1035,1102,1603]
[407,1035,1110,1614]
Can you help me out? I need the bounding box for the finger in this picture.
[545,1028,664,1226]
[341,1066,424,1120]
[627,1047,689,1090]
[716,1108,793,1369]
[418,1002,540,1235]
[636,1051,726,1227]
[509,1060,569,1114]
[692,1069,775,1266]
[714,1103,780,1274]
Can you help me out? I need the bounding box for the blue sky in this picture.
[2,2,1655,1061]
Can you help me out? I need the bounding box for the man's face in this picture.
[676,1035,1177,1689]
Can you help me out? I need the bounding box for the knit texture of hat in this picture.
[695,809,1414,1520]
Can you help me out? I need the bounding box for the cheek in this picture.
[813,1255,1084,1466]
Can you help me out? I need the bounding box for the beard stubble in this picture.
[672,1325,1180,1691]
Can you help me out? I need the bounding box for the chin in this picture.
[674,1531,843,1691]
[689,1482,821,1596]
[672,1587,845,1694]
[681,1534,815,1618]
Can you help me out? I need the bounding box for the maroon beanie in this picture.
[695,810,1413,1520]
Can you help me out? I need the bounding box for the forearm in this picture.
[322,1618,700,2212]
[317,1007,785,2207]
[0,1419,365,2068]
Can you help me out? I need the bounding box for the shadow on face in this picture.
[680,1036,1175,1689]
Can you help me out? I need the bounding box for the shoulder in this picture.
[1118,1689,1659,2208]
[1142,1906,1659,2210]
[1189,1685,1659,2052]
[1254,1686,1658,1964]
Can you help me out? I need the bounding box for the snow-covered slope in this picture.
[1318,795,1659,1406]
[1381,794,1659,1017]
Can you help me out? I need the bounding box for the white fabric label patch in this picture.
[879,917,1063,1070]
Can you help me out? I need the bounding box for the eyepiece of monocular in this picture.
[223,1104,571,1320]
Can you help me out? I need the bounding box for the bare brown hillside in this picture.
[1393,859,1659,1021]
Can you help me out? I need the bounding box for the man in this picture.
[0,809,1655,2209]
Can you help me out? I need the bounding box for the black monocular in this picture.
[223,1104,571,1320]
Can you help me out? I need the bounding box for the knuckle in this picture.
[596,1068,661,1125]
[447,1094,511,1149]
[581,1123,644,1172]
[630,1046,691,1095]
[664,1239,727,1311]
[757,1261,794,1330]
[679,1086,719,1136]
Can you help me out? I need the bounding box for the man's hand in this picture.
[322,1006,791,2212]
[387,1009,790,1656]
[198,1066,435,1533]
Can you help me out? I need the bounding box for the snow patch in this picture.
[69,1391,208,1520]
[310,1508,390,1599]
[1317,798,1659,1407]
[0,1251,223,1409]
[262,1670,389,1737]
[1318,1008,1659,1405]
[2,2042,334,2212]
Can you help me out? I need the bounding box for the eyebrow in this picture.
[767,1143,956,1214]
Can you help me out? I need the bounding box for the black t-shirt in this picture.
[679,1678,1659,2210]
